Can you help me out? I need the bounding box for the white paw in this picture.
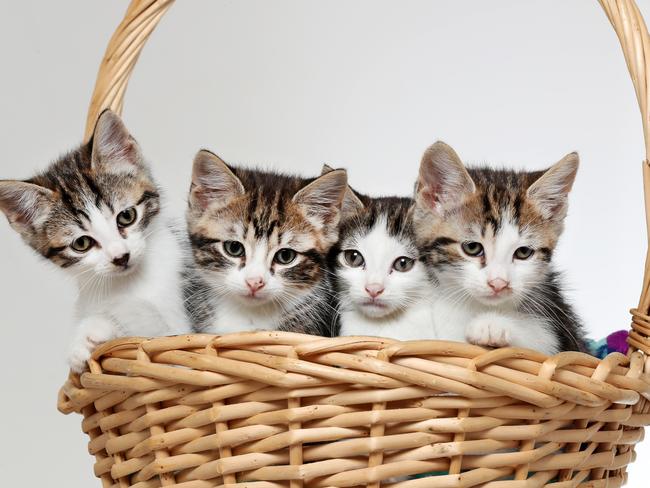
[68,316,116,373]
[465,314,513,348]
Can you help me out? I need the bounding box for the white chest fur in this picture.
[207,298,284,334]
[68,217,192,372]
[339,296,437,340]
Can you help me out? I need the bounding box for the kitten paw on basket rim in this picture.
[414,141,587,354]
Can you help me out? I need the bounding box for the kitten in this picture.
[413,141,587,354]
[186,150,348,336]
[0,110,192,372]
[325,166,437,340]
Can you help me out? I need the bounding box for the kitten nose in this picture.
[365,283,385,299]
[488,278,509,293]
[112,253,130,268]
[246,277,266,294]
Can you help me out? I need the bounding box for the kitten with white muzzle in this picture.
[328,166,437,340]
[186,151,348,336]
[0,110,193,371]
[414,141,587,354]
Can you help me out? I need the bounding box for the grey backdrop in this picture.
[1,1,649,485]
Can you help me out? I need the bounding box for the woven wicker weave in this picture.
[58,1,650,487]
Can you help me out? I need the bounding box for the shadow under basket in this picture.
[58,331,650,487]
[56,0,650,486]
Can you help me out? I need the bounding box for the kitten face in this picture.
[0,110,160,277]
[188,151,347,310]
[336,197,430,319]
[414,141,578,308]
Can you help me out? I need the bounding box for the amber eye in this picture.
[71,236,95,253]
[343,250,365,268]
[461,241,484,257]
[223,240,245,258]
[393,256,415,272]
[514,246,535,260]
[116,207,137,227]
[274,248,297,265]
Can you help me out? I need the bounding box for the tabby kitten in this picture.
[414,141,587,354]
[326,166,437,340]
[0,110,192,372]
[186,151,348,336]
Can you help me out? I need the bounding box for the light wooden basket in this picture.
[58,1,650,487]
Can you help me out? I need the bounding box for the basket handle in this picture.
[85,0,650,354]
[83,0,174,140]
[598,0,650,354]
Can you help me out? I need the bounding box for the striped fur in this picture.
[414,141,587,353]
[0,110,193,371]
[186,150,347,336]
[0,141,160,268]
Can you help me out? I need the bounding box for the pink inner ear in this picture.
[421,183,441,210]
[191,185,212,210]
[106,139,138,166]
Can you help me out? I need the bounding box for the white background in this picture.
[0,0,649,485]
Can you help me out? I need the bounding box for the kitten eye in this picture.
[71,236,95,253]
[514,246,535,260]
[461,241,484,257]
[117,207,137,227]
[393,256,415,272]
[343,250,365,268]
[223,240,245,258]
[274,248,297,265]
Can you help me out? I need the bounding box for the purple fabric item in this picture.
[606,330,629,355]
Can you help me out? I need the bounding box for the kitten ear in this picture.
[190,150,245,211]
[91,110,143,174]
[321,164,365,219]
[293,169,348,228]
[415,141,475,212]
[0,180,54,233]
[320,164,335,175]
[527,152,579,220]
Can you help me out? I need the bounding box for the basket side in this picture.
[57,332,650,486]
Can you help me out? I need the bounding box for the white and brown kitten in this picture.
[0,110,192,372]
[414,141,587,354]
[186,150,348,336]
[327,167,437,340]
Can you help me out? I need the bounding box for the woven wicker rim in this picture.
[58,332,650,486]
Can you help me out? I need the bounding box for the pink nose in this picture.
[365,283,385,299]
[488,278,510,293]
[245,277,265,294]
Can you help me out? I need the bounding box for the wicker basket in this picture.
[58,1,650,487]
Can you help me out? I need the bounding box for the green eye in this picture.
[117,207,137,227]
[514,246,535,260]
[223,240,245,258]
[461,241,484,257]
[393,256,415,272]
[71,236,95,253]
[274,248,297,265]
[343,250,364,268]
